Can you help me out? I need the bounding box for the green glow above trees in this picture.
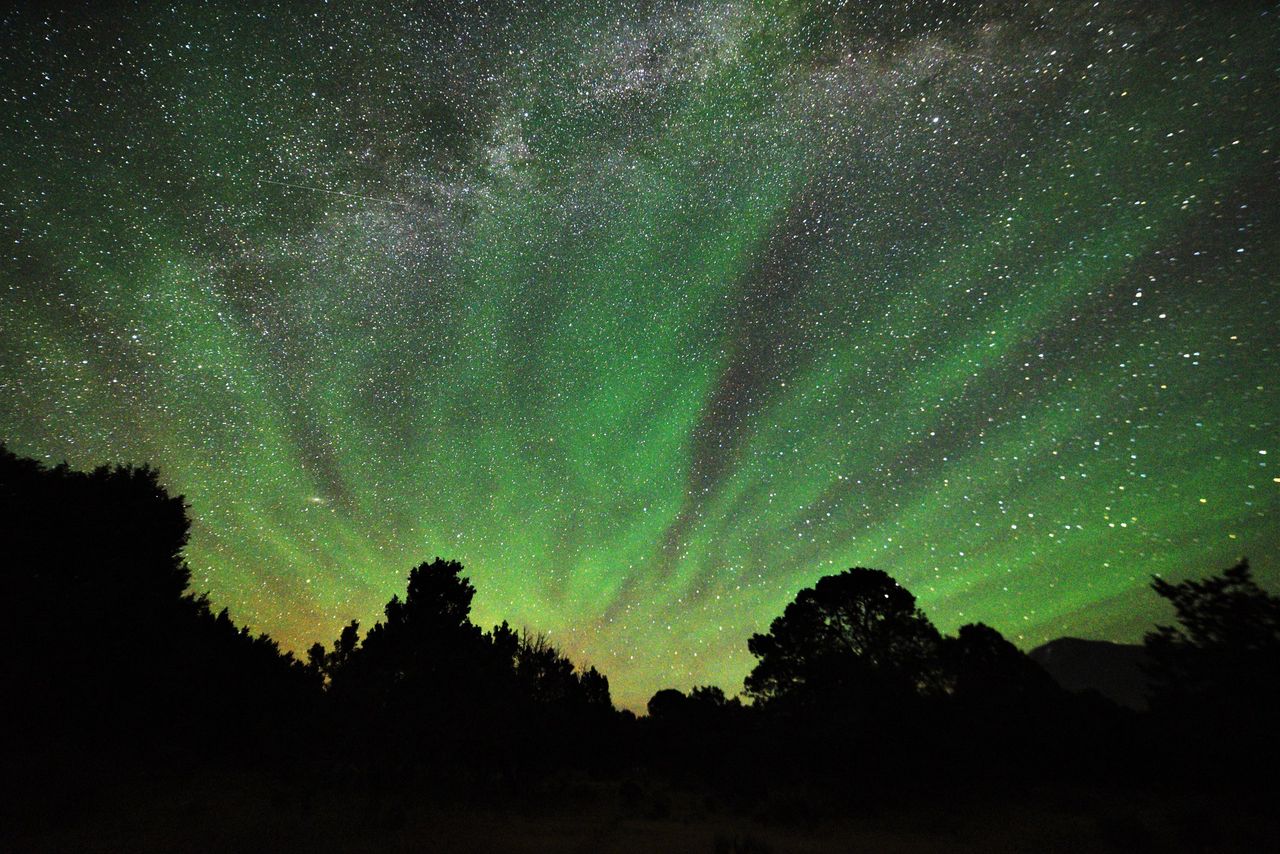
[1,1,1276,708]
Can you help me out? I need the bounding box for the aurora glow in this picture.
[1,1,1276,709]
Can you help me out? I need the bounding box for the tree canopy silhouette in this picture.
[942,621,1061,708]
[744,567,943,713]
[1,443,317,771]
[320,558,499,732]
[1144,559,1280,721]
[312,557,616,777]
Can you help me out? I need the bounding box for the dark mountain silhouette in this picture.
[1028,637,1151,710]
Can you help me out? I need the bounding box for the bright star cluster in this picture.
[1,1,1276,709]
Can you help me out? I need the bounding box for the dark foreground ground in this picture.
[6,766,1277,854]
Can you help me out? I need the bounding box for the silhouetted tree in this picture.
[640,684,752,784]
[927,621,1084,778]
[320,557,619,781]
[943,622,1060,706]
[689,685,740,710]
[515,630,583,706]
[309,619,360,683]
[579,665,612,709]
[646,685,742,722]
[1,444,318,778]
[647,688,689,720]
[744,568,943,713]
[324,559,500,761]
[1144,559,1280,723]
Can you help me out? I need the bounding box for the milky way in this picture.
[2,1,1276,708]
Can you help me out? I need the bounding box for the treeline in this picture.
[2,444,619,789]
[4,444,1278,812]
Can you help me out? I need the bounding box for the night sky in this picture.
[2,0,1276,709]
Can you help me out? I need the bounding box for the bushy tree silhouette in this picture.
[648,687,687,719]
[745,567,943,713]
[318,559,501,773]
[1,443,318,777]
[639,684,750,784]
[646,685,742,722]
[579,663,612,709]
[1145,559,1280,725]
[511,629,612,711]
[313,557,618,780]
[309,618,360,681]
[930,621,1080,776]
[943,622,1060,707]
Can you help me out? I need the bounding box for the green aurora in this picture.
[2,1,1277,708]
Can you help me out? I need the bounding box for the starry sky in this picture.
[1,0,1276,709]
